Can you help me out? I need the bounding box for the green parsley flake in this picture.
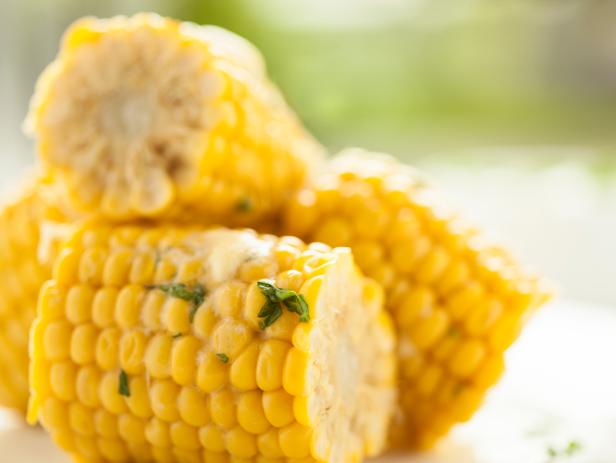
[118,370,130,397]
[546,440,582,461]
[148,283,206,322]
[216,353,229,364]
[236,197,252,213]
[257,280,310,330]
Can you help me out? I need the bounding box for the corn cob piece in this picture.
[29,224,397,463]
[26,13,323,225]
[283,149,552,449]
[0,181,54,413]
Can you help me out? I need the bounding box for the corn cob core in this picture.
[283,150,552,449]
[0,183,52,412]
[29,225,397,463]
[26,14,323,224]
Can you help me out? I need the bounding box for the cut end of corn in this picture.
[282,149,553,449]
[0,180,53,413]
[27,13,323,223]
[29,225,396,463]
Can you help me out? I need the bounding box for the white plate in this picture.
[2,300,615,463]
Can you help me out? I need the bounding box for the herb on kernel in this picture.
[257,280,310,329]
[216,353,229,364]
[447,326,460,337]
[148,283,206,323]
[118,370,130,397]
[452,383,465,397]
[172,333,183,339]
[236,197,252,213]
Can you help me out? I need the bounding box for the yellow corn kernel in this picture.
[92,287,119,328]
[50,362,77,401]
[212,319,254,360]
[76,365,102,408]
[199,425,226,452]
[29,225,396,463]
[44,321,73,361]
[66,285,95,324]
[408,309,450,350]
[257,429,283,458]
[145,417,171,447]
[145,333,173,379]
[282,349,309,397]
[115,284,145,329]
[120,330,148,375]
[150,380,181,422]
[171,421,201,451]
[94,410,118,438]
[256,340,290,392]
[210,389,237,429]
[229,342,259,392]
[226,427,257,458]
[178,387,210,427]
[281,149,552,448]
[99,371,128,415]
[237,391,270,434]
[126,376,153,418]
[448,339,487,378]
[171,336,201,385]
[198,352,230,393]
[279,423,311,458]
[118,414,148,444]
[95,328,121,371]
[262,390,295,428]
[163,298,192,335]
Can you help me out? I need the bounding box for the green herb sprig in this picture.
[236,197,252,213]
[216,353,229,364]
[257,280,310,330]
[118,370,130,397]
[546,440,582,461]
[148,283,206,322]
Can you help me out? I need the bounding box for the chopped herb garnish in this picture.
[216,353,229,364]
[236,197,252,213]
[257,280,310,330]
[565,441,582,456]
[452,383,465,397]
[546,440,582,461]
[447,326,460,337]
[172,333,183,339]
[118,370,130,397]
[148,283,206,322]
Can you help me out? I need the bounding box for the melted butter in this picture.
[162,229,273,287]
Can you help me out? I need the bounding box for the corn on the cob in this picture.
[26,13,323,225]
[283,149,552,449]
[0,181,53,412]
[29,224,397,463]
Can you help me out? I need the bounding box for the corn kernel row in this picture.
[0,182,53,412]
[283,150,551,448]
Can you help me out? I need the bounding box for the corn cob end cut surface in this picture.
[29,225,397,463]
[283,149,553,449]
[27,13,323,223]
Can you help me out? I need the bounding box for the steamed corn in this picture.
[26,14,323,224]
[29,224,397,463]
[0,181,53,412]
[283,150,552,449]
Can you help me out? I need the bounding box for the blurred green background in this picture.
[1,0,615,304]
